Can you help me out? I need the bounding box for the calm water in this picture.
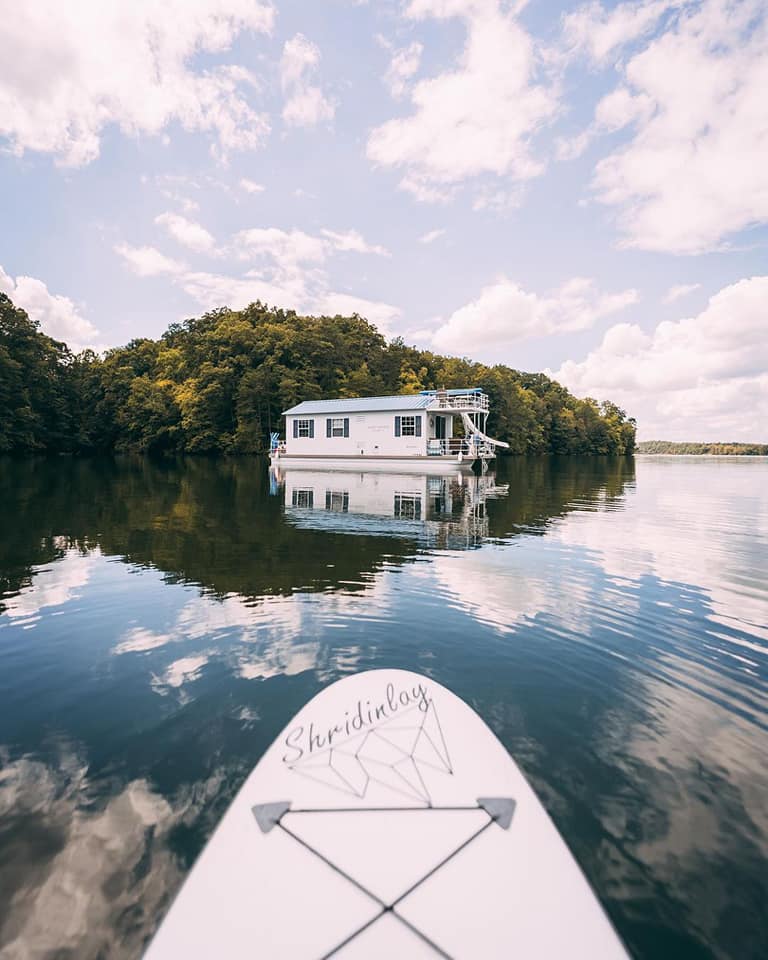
[1,455,767,960]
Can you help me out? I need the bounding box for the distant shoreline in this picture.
[637,441,768,456]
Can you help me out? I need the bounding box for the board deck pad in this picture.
[145,670,629,959]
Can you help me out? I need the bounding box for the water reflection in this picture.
[0,746,228,960]
[1,455,766,960]
[275,466,509,549]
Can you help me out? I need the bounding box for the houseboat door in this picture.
[434,415,447,440]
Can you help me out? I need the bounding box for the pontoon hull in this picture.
[269,453,491,473]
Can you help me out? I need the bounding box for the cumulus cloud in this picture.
[155,212,217,254]
[551,276,768,440]
[239,178,265,194]
[234,227,328,269]
[179,270,402,335]
[114,244,187,277]
[233,225,390,269]
[0,265,99,351]
[560,0,682,65]
[584,0,768,252]
[117,219,399,333]
[367,0,557,202]
[0,0,274,165]
[280,34,335,128]
[432,276,638,353]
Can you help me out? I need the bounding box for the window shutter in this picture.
[327,418,332,437]
[415,416,422,437]
[395,416,401,437]
[309,419,315,438]
[343,418,349,437]
[293,419,298,438]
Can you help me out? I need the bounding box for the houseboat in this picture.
[269,388,508,472]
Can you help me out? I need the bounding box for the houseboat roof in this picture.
[283,388,484,416]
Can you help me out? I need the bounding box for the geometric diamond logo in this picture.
[288,699,453,804]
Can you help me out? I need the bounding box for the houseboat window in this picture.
[400,416,416,436]
[292,489,314,508]
[296,419,313,438]
[394,494,422,520]
[326,417,350,438]
[325,490,349,512]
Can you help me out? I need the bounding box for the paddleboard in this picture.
[145,669,629,959]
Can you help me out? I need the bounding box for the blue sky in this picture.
[0,0,766,440]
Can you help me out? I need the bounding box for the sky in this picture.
[0,0,766,442]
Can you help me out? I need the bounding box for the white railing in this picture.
[427,393,489,412]
[426,438,497,458]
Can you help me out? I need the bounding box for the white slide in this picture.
[145,670,629,959]
[458,411,509,449]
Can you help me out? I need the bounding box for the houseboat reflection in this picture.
[272,467,509,550]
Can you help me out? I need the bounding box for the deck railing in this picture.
[426,437,497,458]
[427,393,489,412]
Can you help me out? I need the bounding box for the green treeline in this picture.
[637,441,768,455]
[1,293,636,456]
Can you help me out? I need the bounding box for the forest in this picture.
[636,441,768,455]
[0,293,636,456]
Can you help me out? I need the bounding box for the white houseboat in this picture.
[270,388,508,472]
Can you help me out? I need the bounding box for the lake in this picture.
[1,455,766,960]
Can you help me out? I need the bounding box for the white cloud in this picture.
[0,0,274,166]
[314,292,402,335]
[117,214,399,333]
[560,0,682,65]
[556,85,656,160]
[114,244,186,277]
[320,229,390,257]
[155,212,216,254]
[587,0,768,252]
[234,226,390,267]
[385,41,423,97]
[179,270,402,335]
[0,266,99,350]
[419,229,446,244]
[432,276,638,353]
[663,282,700,303]
[234,227,328,268]
[239,178,265,194]
[179,269,309,312]
[280,34,334,128]
[367,0,557,202]
[551,276,768,440]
